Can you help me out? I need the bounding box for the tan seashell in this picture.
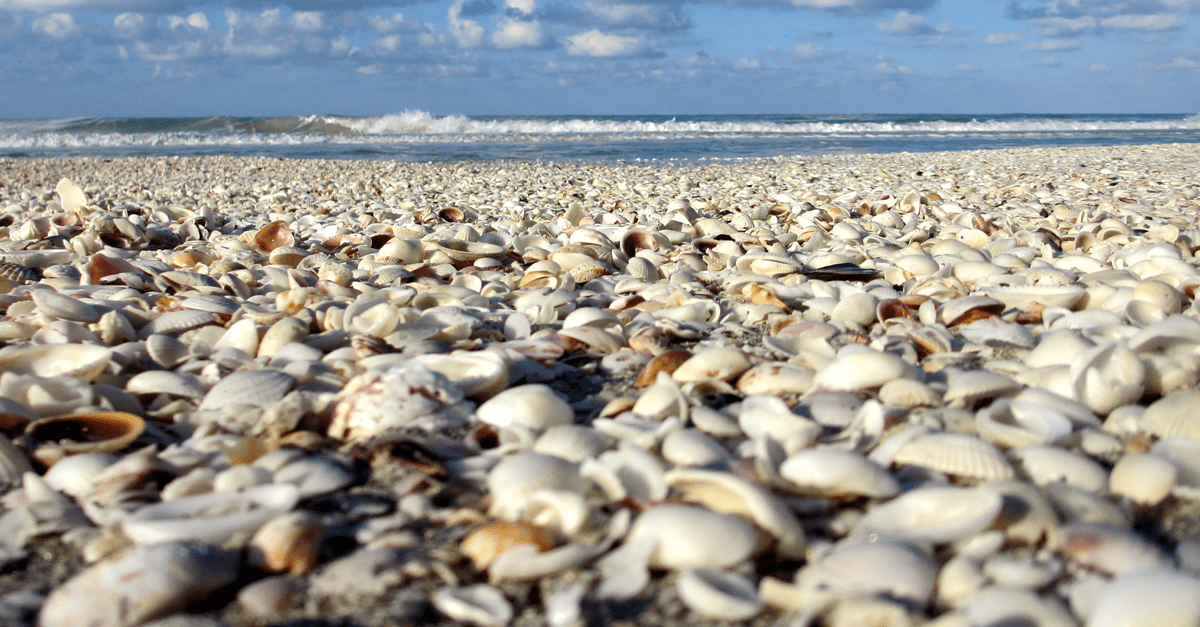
[435,239,506,263]
[24,411,146,467]
[636,349,692,387]
[671,347,751,383]
[268,246,309,268]
[460,520,556,571]
[253,220,295,254]
[941,295,1005,326]
[248,511,325,575]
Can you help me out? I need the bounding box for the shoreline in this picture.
[2,141,1200,627]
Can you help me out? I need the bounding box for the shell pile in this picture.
[2,144,1200,627]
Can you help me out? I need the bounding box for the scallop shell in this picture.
[24,411,146,466]
[197,369,296,414]
[0,261,36,284]
[1140,389,1200,440]
[31,289,103,323]
[890,431,1015,480]
[139,309,217,339]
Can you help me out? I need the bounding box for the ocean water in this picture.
[2,111,1199,164]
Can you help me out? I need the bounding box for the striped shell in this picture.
[0,261,36,283]
[197,369,296,413]
[435,240,506,262]
[890,431,1015,480]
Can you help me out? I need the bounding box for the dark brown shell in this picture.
[255,220,294,253]
[25,411,146,466]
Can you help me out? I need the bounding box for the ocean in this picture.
[2,111,1198,164]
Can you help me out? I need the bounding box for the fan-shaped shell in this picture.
[891,431,1015,480]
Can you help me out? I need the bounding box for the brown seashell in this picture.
[0,261,36,284]
[24,411,146,467]
[876,298,914,323]
[254,221,294,254]
[83,253,142,285]
[460,521,556,571]
[637,349,693,387]
[1015,302,1045,325]
[941,295,1006,327]
[438,207,465,223]
[620,228,664,258]
[248,511,325,575]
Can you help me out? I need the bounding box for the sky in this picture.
[1,0,1198,117]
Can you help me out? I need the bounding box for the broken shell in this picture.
[460,520,557,571]
[431,584,514,627]
[0,343,113,381]
[25,411,146,467]
[122,483,301,545]
[676,569,762,621]
[247,510,325,575]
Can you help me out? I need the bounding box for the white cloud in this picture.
[1028,38,1080,51]
[1040,55,1060,66]
[957,63,976,71]
[449,0,484,48]
[1033,16,1096,37]
[291,11,322,33]
[492,16,545,48]
[564,28,642,56]
[505,0,536,15]
[166,12,208,30]
[734,57,760,69]
[794,41,824,58]
[31,12,75,40]
[875,60,911,73]
[357,64,383,74]
[583,1,688,30]
[1088,63,1109,72]
[112,12,149,39]
[1166,56,1198,68]
[1100,14,1186,31]
[877,10,934,35]
[987,32,1017,44]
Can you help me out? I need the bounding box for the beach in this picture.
[3,142,1200,627]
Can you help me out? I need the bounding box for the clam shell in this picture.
[676,569,762,621]
[24,411,145,466]
[32,290,103,323]
[890,431,1015,480]
[253,220,294,253]
[435,239,506,262]
[405,351,510,401]
[794,539,937,605]
[0,343,112,381]
[625,504,757,570]
[431,585,513,627]
[778,448,900,498]
[666,468,806,558]
[476,383,573,430]
[125,370,205,399]
[139,309,217,339]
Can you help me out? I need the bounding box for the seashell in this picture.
[659,428,730,468]
[272,454,355,498]
[24,411,146,467]
[620,228,669,258]
[253,220,294,253]
[1087,569,1200,627]
[476,383,573,430]
[431,585,513,627]
[985,284,1086,309]
[32,289,103,323]
[460,520,557,571]
[665,468,806,558]
[624,504,757,570]
[1051,522,1172,575]
[125,370,204,399]
[268,245,309,267]
[941,295,1005,326]
[779,448,899,498]
[976,398,1074,448]
[1109,453,1176,506]
[958,316,1036,349]
[41,451,117,498]
[0,343,112,381]
[1010,445,1109,493]
[139,309,217,339]
[735,251,802,277]
[0,260,36,284]
[378,237,424,264]
[943,369,1020,408]
[890,431,1015,480]
[247,510,325,575]
[0,435,35,490]
[534,425,613,463]
[624,256,660,281]
[403,351,509,401]
[1069,341,1145,416]
[955,588,1077,627]
[1140,389,1200,440]
[877,378,942,409]
[486,452,589,520]
[55,177,89,213]
[122,483,300,544]
[854,485,1004,544]
[676,568,762,621]
[671,346,750,383]
[435,239,506,263]
[813,347,908,392]
[197,369,296,414]
[38,541,240,627]
[735,362,815,396]
[794,538,937,606]
[179,293,239,315]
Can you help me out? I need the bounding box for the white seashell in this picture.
[735,362,815,396]
[986,284,1086,309]
[125,370,204,399]
[38,541,240,627]
[958,316,1036,349]
[486,452,589,520]
[0,343,112,381]
[624,504,757,570]
[956,588,1077,627]
[144,333,190,369]
[32,289,103,323]
[138,309,217,339]
[671,347,750,383]
[405,351,510,401]
[1069,341,1145,415]
[659,429,730,469]
[475,383,571,430]
[55,177,89,213]
[877,378,942,409]
[1141,389,1200,440]
[533,425,613,462]
[328,365,471,439]
[665,468,806,558]
[197,369,295,413]
[975,398,1074,448]
[795,538,937,606]
[813,347,908,392]
[676,569,762,620]
[122,483,300,544]
[431,584,513,627]
[273,455,355,498]
[943,369,1020,408]
[1051,522,1173,575]
[890,431,1015,480]
[778,448,899,498]
[1109,453,1176,505]
[736,395,820,454]
[1087,569,1200,627]
[854,485,1003,544]
[1010,445,1109,493]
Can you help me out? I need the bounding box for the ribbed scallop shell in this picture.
[179,293,239,315]
[267,246,309,267]
[0,261,36,283]
[197,369,296,414]
[139,310,217,338]
[145,333,190,369]
[891,432,1015,480]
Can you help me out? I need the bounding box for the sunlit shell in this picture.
[625,504,757,570]
[197,369,296,414]
[476,384,573,429]
[253,220,295,253]
[435,239,506,263]
[671,347,751,383]
[403,351,510,401]
[890,431,1015,480]
[1140,389,1200,440]
[778,448,899,498]
[676,569,762,621]
[460,520,556,571]
[1088,569,1200,627]
[666,468,806,558]
[854,485,1004,544]
[794,538,937,606]
[123,484,300,545]
[0,343,112,381]
[1051,522,1172,575]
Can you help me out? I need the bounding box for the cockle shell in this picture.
[889,431,1015,480]
[197,369,296,414]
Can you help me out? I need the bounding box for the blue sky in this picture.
[1,0,1197,117]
